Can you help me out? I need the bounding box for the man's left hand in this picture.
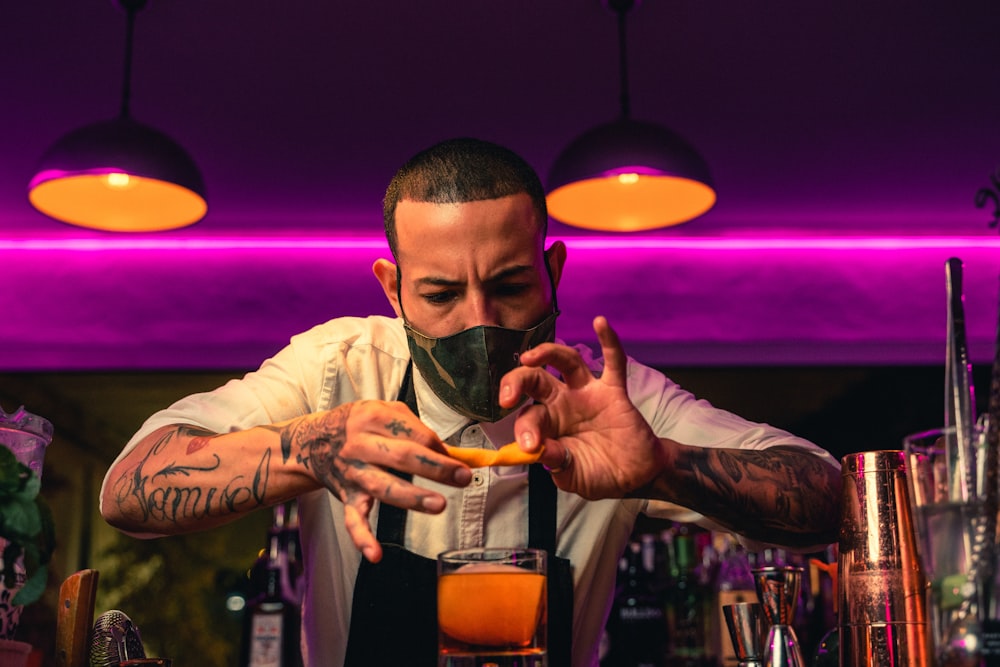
[500,316,668,499]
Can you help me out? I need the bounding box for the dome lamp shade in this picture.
[27,0,206,232]
[546,0,716,232]
[547,118,715,231]
[28,117,207,232]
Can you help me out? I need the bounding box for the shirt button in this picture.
[472,471,485,486]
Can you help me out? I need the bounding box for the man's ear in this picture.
[372,258,402,317]
[544,240,567,290]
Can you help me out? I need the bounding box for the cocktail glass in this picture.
[437,547,547,667]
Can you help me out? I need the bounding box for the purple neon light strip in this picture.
[2,235,1000,252]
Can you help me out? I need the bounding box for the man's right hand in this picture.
[100,400,472,563]
[278,400,472,561]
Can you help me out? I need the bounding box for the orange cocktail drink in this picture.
[437,549,547,665]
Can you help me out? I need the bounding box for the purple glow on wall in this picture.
[1,233,997,371]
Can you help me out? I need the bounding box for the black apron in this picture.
[343,365,574,666]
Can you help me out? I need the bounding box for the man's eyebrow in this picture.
[416,276,461,288]
[415,265,535,288]
[486,265,535,283]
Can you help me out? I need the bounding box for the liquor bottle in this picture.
[602,540,668,667]
[240,505,304,667]
[280,500,304,605]
[665,524,710,667]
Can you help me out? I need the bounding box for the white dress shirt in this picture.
[103,315,837,667]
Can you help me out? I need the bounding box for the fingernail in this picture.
[422,495,446,512]
[521,432,535,450]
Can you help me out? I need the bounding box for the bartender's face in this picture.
[373,193,565,338]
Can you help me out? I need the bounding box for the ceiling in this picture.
[4,1,1000,371]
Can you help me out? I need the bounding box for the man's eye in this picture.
[495,284,530,297]
[423,291,456,304]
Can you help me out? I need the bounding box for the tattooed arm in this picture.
[632,443,840,547]
[501,316,842,548]
[100,400,472,561]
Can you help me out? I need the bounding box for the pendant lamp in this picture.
[28,0,206,232]
[547,0,715,232]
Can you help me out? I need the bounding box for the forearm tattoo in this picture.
[656,445,840,546]
[111,426,268,525]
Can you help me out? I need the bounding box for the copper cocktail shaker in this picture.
[838,450,928,667]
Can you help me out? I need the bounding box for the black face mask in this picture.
[403,311,559,422]
[397,251,560,423]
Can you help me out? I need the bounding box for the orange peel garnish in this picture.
[443,442,543,467]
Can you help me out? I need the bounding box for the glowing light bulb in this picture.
[105,173,132,189]
[617,173,640,185]
[225,594,246,612]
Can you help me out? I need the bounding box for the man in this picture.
[100,138,841,666]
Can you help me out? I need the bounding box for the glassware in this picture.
[838,450,928,667]
[437,548,547,667]
[0,404,53,640]
[904,425,1000,667]
[723,601,765,667]
[752,566,805,667]
[0,404,53,479]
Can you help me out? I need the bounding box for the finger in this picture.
[538,442,571,473]
[356,464,449,514]
[501,365,562,411]
[342,497,382,562]
[518,342,595,389]
[358,435,472,487]
[358,400,445,450]
[512,402,553,454]
[538,444,581,496]
[593,316,628,388]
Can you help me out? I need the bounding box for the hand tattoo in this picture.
[384,419,412,437]
[282,407,369,505]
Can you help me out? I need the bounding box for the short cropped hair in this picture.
[383,137,548,258]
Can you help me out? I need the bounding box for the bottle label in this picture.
[248,611,285,667]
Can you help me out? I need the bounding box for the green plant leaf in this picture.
[0,448,21,495]
[0,498,39,538]
[14,471,39,501]
[0,443,56,610]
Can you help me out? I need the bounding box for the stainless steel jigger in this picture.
[723,602,766,667]
[752,566,806,667]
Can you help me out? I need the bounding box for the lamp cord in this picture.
[119,2,140,119]
[615,3,631,120]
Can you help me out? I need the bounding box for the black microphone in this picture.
[89,610,146,667]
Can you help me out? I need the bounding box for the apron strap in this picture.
[372,364,416,545]
[528,462,556,553]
